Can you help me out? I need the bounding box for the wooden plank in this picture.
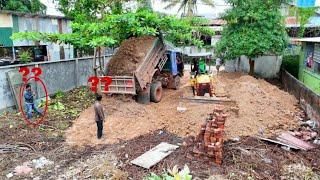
[256,136,301,150]
[278,132,315,150]
[6,70,24,110]
[131,142,179,169]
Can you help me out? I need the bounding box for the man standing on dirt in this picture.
[24,84,42,119]
[94,94,105,139]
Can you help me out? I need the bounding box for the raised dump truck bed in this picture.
[101,36,181,103]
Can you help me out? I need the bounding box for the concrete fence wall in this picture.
[281,70,320,123]
[225,55,282,78]
[0,56,111,111]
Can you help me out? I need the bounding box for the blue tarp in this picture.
[297,0,315,7]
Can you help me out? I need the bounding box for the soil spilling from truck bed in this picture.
[65,71,302,146]
[107,36,156,76]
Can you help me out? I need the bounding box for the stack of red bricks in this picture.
[193,105,227,165]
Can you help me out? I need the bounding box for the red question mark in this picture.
[88,76,99,93]
[100,76,112,91]
[18,67,30,82]
[31,67,42,81]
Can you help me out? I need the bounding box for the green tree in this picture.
[162,0,214,17]
[55,0,152,22]
[12,9,214,74]
[0,0,46,14]
[216,0,288,75]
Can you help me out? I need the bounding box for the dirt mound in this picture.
[65,72,301,146]
[220,73,299,138]
[107,36,156,76]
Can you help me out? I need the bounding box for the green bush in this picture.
[282,55,300,78]
[19,51,32,63]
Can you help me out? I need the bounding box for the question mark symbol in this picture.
[18,67,30,83]
[31,67,42,81]
[88,76,99,93]
[100,76,112,91]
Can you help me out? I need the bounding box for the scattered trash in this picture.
[289,130,318,141]
[32,156,54,169]
[231,137,240,142]
[313,139,320,145]
[277,132,315,151]
[300,120,318,129]
[177,102,187,113]
[281,146,291,151]
[256,136,300,150]
[263,158,272,164]
[6,173,13,178]
[14,164,32,175]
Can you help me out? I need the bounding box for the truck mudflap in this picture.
[101,76,136,95]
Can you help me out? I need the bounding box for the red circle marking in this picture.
[19,76,48,127]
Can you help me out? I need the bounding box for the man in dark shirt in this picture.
[24,84,42,119]
[94,94,105,139]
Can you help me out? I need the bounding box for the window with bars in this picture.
[313,44,320,74]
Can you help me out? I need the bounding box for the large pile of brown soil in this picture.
[65,71,302,146]
[107,36,156,76]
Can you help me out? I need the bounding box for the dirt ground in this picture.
[114,130,320,179]
[107,36,156,76]
[66,72,301,146]
[0,70,318,179]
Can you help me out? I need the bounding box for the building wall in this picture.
[0,12,74,61]
[299,42,320,95]
[225,55,283,78]
[0,14,13,27]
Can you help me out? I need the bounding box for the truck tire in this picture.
[150,81,163,103]
[173,76,180,90]
[136,85,150,104]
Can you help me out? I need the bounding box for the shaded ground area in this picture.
[66,72,301,146]
[107,36,156,76]
[0,87,96,178]
[114,130,320,179]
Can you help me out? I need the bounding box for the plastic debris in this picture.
[177,102,187,113]
[313,139,320,145]
[6,173,13,178]
[32,156,54,169]
[14,165,32,175]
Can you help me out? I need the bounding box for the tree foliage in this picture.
[55,0,150,22]
[11,9,214,49]
[289,6,318,37]
[0,0,46,14]
[162,0,214,17]
[216,0,288,75]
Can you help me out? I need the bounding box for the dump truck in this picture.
[99,37,182,103]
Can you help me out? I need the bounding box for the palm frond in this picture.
[164,0,181,9]
[201,0,214,7]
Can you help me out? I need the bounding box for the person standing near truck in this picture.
[94,94,105,139]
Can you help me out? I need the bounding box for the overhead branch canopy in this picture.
[11,9,214,49]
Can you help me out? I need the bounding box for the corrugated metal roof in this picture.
[285,16,320,28]
[292,37,320,42]
[0,10,71,20]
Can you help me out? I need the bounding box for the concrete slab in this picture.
[130,142,179,169]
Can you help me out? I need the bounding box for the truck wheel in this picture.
[150,81,163,103]
[173,76,180,90]
[136,85,150,104]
